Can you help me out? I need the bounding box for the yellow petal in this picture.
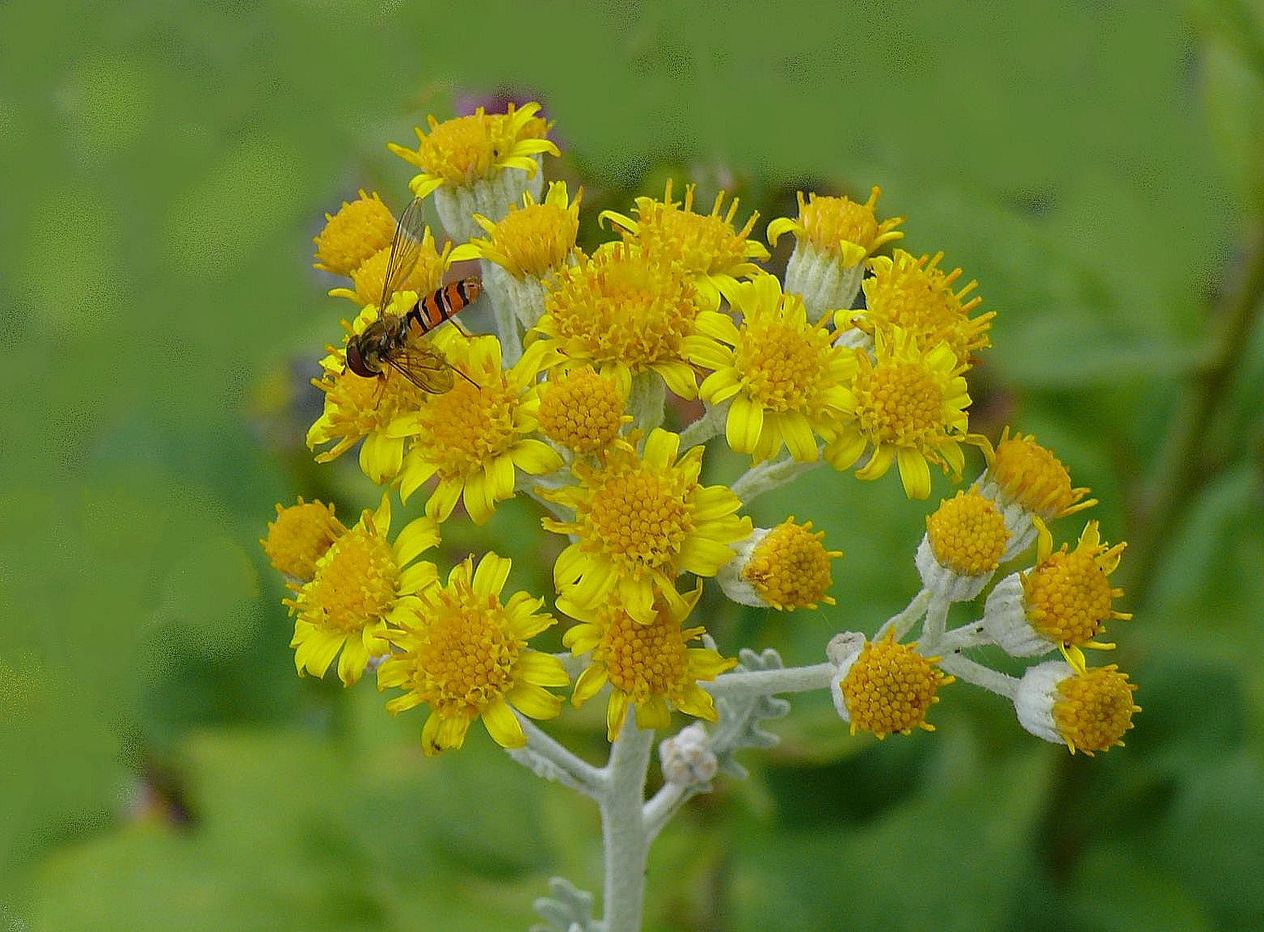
[482,699,526,749]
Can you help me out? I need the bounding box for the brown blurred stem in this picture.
[1125,218,1264,599]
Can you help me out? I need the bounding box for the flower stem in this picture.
[599,716,655,932]
[678,401,729,449]
[508,718,606,799]
[938,653,1018,699]
[730,453,821,503]
[875,588,931,641]
[628,371,666,432]
[704,662,836,700]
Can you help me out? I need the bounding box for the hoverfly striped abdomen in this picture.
[406,277,483,336]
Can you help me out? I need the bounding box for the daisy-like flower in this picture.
[843,250,995,364]
[307,292,429,484]
[562,584,736,740]
[1015,660,1140,755]
[449,181,582,329]
[983,520,1130,665]
[388,102,560,241]
[689,274,857,462]
[541,428,751,624]
[328,223,453,308]
[313,190,397,276]
[974,427,1097,559]
[915,489,1010,602]
[825,327,977,500]
[830,630,954,738]
[717,517,841,610]
[261,498,345,580]
[766,186,904,317]
[285,494,439,686]
[378,553,569,755]
[533,243,704,399]
[599,180,769,309]
[394,332,562,524]
[533,364,632,455]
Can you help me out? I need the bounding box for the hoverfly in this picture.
[344,196,481,394]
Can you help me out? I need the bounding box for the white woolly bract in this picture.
[1014,659,1074,746]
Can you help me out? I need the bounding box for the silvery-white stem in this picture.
[599,716,655,932]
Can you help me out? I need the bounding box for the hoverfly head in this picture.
[344,337,377,378]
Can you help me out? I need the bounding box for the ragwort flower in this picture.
[541,429,751,624]
[690,274,856,462]
[563,584,736,739]
[830,630,953,738]
[600,180,769,309]
[286,495,439,686]
[533,364,632,455]
[378,553,569,755]
[1015,660,1140,755]
[261,498,345,581]
[313,190,397,276]
[395,332,562,524]
[717,517,841,610]
[915,489,1010,601]
[329,223,453,308]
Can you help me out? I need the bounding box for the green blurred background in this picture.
[3,1,1263,929]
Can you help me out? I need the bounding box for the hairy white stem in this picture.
[938,653,1019,699]
[730,453,821,502]
[920,595,952,647]
[875,589,932,642]
[627,372,665,431]
[480,257,523,366]
[678,401,729,450]
[704,662,836,700]
[599,716,655,932]
[509,718,606,799]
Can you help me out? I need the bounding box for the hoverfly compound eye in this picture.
[345,340,374,378]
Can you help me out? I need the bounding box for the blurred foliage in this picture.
[1,0,1262,929]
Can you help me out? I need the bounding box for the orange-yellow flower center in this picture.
[796,191,892,258]
[743,520,838,609]
[263,500,344,580]
[542,246,699,371]
[314,192,396,276]
[486,200,579,279]
[991,432,1088,519]
[417,110,549,185]
[538,368,626,453]
[854,360,947,448]
[627,187,759,275]
[735,315,833,413]
[841,635,948,738]
[597,606,693,702]
[349,240,447,307]
[300,527,398,633]
[316,364,425,437]
[926,490,1008,576]
[1053,666,1138,754]
[861,252,990,361]
[413,376,519,479]
[578,456,695,572]
[1023,548,1116,645]
[405,586,522,717]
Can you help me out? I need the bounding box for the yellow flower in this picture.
[261,498,345,580]
[767,186,904,266]
[286,495,439,686]
[312,190,396,276]
[1015,660,1139,755]
[832,630,953,738]
[825,327,976,500]
[388,101,559,200]
[532,244,704,399]
[925,489,1009,577]
[378,553,568,755]
[450,181,582,281]
[982,427,1096,522]
[533,364,632,455]
[599,180,769,309]
[394,332,562,524]
[306,293,428,484]
[846,250,994,364]
[563,584,736,740]
[690,274,856,462]
[329,224,453,308]
[541,428,752,624]
[719,517,841,610]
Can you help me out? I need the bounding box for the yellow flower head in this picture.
[849,250,995,364]
[985,427,1096,521]
[926,489,1009,577]
[825,327,976,500]
[542,428,752,624]
[563,584,736,740]
[307,293,433,483]
[534,364,632,455]
[330,224,453,308]
[395,333,562,524]
[450,181,582,281]
[1052,665,1140,755]
[313,190,396,276]
[834,630,953,738]
[600,180,769,309]
[691,274,857,462]
[285,495,439,686]
[533,243,704,398]
[738,518,841,611]
[261,498,346,580]
[767,186,904,267]
[1022,520,1130,655]
[388,102,560,199]
[378,553,569,755]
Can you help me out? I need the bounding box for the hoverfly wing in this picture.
[383,343,457,395]
[378,196,428,314]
